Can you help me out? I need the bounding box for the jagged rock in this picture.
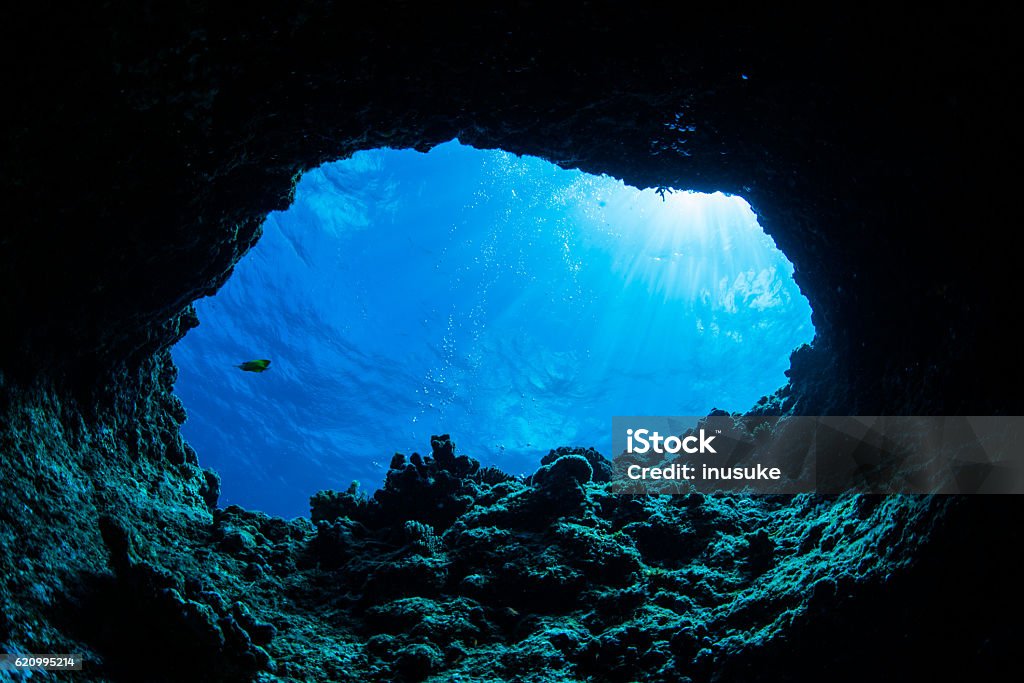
[540,447,614,483]
[394,642,443,681]
[531,453,594,489]
[200,469,221,510]
[368,435,482,531]
[2,5,1022,682]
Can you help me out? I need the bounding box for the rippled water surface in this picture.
[172,141,814,517]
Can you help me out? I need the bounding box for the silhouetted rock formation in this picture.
[1,4,1021,681]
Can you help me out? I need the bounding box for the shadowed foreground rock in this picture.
[1,416,1012,681]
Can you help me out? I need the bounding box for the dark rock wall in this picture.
[2,3,1022,682]
[4,4,1020,412]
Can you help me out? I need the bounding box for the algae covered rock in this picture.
[540,446,614,483]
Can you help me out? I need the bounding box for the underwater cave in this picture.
[1,5,1021,683]
[172,141,813,517]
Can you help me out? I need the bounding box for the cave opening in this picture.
[171,140,813,518]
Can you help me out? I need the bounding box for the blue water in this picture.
[171,141,814,518]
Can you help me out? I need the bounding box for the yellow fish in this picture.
[237,359,271,373]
